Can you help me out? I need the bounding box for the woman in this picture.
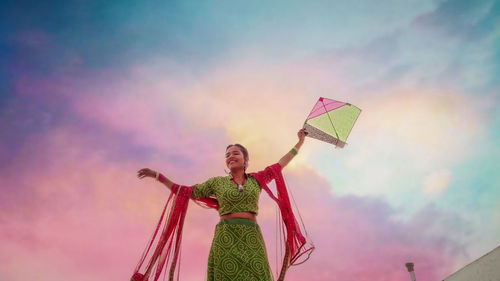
[133,128,312,281]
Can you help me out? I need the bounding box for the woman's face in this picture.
[225,146,247,171]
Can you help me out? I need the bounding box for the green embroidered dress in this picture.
[192,175,274,281]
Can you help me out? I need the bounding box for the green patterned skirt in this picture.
[207,218,274,281]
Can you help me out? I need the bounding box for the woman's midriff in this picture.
[220,211,257,222]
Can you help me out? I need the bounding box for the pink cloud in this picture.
[262,169,460,281]
[0,122,462,281]
[1,56,473,281]
[0,124,218,280]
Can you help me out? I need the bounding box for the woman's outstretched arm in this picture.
[137,168,175,190]
[278,128,307,169]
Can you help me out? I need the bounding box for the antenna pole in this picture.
[405,262,416,281]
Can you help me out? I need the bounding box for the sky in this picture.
[0,0,499,280]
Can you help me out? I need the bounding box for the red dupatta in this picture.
[131,163,313,281]
[251,163,314,279]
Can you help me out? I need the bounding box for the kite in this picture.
[303,97,361,148]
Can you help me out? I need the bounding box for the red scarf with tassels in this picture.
[131,163,314,281]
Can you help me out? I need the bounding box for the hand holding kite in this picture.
[298,128,307,142]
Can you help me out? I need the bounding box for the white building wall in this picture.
[443,245,500,281]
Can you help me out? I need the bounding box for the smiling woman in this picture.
[133,128,314,281]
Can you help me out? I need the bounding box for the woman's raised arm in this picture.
[137,168,176,190]
[278,128,306,169]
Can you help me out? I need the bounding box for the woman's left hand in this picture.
[298,128,307,143]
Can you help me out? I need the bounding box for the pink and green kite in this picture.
[303,97,361,148]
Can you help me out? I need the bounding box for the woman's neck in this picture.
[231,169,246,182]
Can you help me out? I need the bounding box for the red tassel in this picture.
[130,272,144,281]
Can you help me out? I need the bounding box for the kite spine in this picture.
[320,98,340,141]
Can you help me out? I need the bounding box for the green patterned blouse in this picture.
[191,175,262,216]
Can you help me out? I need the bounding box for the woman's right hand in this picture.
[137,168,156,179]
